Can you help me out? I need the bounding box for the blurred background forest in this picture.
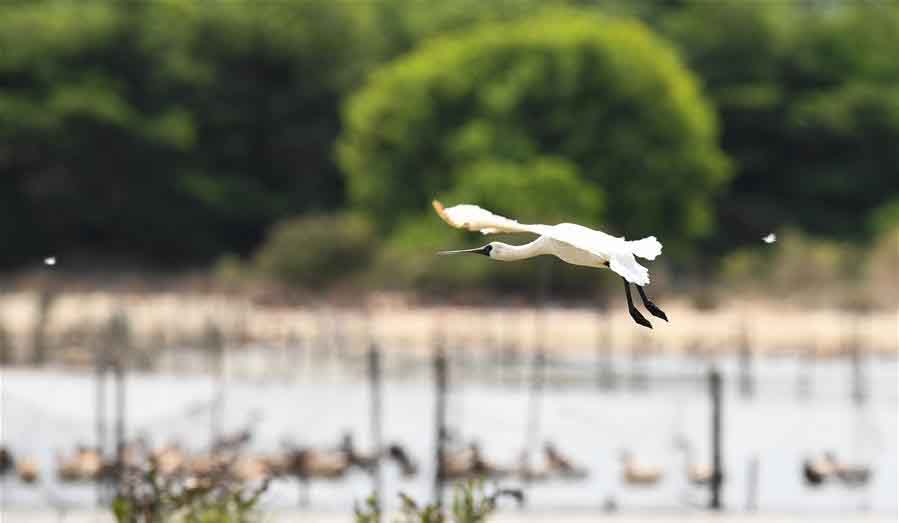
[1,0,897,302]
[1,3,897,518]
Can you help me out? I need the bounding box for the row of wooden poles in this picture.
[73,306,875,403]
[423,335,725,510]
[3,284,876,409]
[87,315,728,511]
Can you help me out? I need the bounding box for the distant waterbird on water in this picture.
[432,200,667,329]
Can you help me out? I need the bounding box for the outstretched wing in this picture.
[432,200,539,235]
[432,201,658,285]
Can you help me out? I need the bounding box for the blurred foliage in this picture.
[354,481,522,523]
[0,0,896,298]
[111,462,267,523]
[340,11,730,265]
[865,226,899,309]
[720,228,862,300]
[0,0,373,266]
[654,1,899,250]
[253,213,376,290]
[868,198,899,235]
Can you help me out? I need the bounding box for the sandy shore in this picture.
[0,291,895,361]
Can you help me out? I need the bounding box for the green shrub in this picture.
[869,198,899,236]
[111,464,267,523]
[339,9,731,263]
[720,228,860,297]
[254,213,376,289]
[354,481,522,523]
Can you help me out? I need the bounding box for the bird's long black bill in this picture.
[437,246,490,256]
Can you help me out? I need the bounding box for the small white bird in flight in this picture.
[762,233,777,244]
[44,256,56,266]
[433,201,667,329]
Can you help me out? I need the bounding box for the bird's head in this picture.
[437,242,499,259]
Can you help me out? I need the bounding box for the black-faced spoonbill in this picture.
[432,200,667,328]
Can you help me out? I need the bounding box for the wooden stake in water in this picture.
[0,320,12,366]
[30,288,55,366]
[432,334,448,507]
[596,310,615,391]
[367,342,384,507]
[849,316,867,405]
[94,341,108,505]
[629,335,649,392]
[113,357,126,491]
[709,367,724,511]
[523,259,550,496]
[745,455,759,512]
[103,311,131,494]
[287,331,303,380]
[524,347,546,491]
[737,323,754,399]
[797,341,815,400]
[204,321,225,449]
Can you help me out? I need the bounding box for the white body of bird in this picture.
[433,200,668,328]
[433,201,661,286]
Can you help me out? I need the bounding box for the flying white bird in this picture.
[762,233,777,244]
[432,201,667,329]
[43,256,56,266]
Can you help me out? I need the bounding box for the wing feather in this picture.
[608,253,651,286]
[432,200,539,235]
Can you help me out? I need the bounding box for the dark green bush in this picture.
[254,213,376,289]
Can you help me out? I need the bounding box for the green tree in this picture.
[0,0,374,267]
[658,2,899,245]
[340,11,730,262]
[0,1,189,264]
[148,0,375,255]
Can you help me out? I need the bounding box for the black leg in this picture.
[637,285,668,322]
[623,278,652,329]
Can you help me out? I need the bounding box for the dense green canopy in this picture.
[0,0,372,266]
[0,0,895,290]
[340,12,730,262]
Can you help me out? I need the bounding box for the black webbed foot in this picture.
[637,286,668,322]
[628,306,653,329]
[623,278,653,329]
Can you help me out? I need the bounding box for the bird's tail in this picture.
[627,236,662,261]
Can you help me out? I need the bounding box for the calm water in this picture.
[1,348,896,515]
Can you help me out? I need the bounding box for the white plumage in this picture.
[433,200,669,329]
[433,201,661,286]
